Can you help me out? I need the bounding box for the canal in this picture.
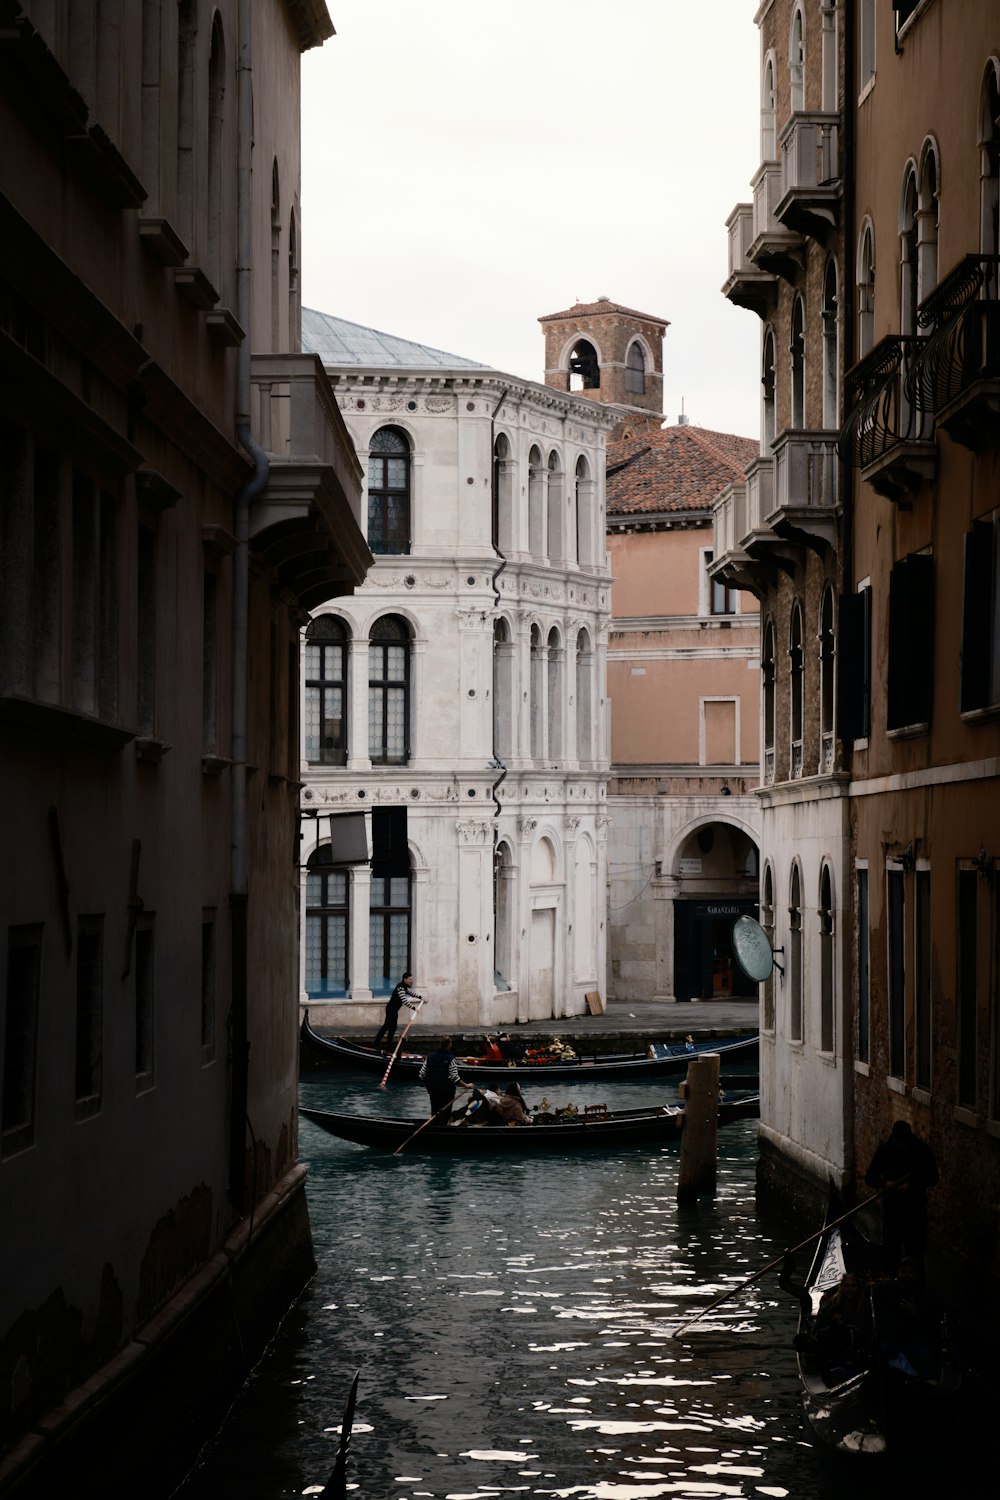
[172,1071,986,1499]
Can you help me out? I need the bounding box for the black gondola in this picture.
[791,1186,960,1456]
[299,1013,758,1082]
[299,1093,760,1155]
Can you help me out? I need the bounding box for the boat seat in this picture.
[584,1103,609,1118]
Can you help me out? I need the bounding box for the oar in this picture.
[379,998,425,1089]
[391,1096,460,1156]
[319,1368,360,1499]
[671,1187,885,1338]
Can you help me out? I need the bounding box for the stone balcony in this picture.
[839,335,936,502]
[722,203,777,318]
[748,161,805,281]
[249,353,371,609]
[710,482,757,594]
[768,430,840,552]
[775,113,841,242]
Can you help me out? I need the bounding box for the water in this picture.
[173,1073,987,1499]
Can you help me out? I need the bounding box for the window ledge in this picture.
[960,703,1000,726]
[887,1075,906,1095]
[135,737,171,764]
[886,721,929,740]
[854,1059,870,1077]
[202,754,231,776]
[953,1104,980,1130]
[0,695,134,749]
[911,1086,932,1107]
[858,75,876,106]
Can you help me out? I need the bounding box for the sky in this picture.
[301,1,763,439]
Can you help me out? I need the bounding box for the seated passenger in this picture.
[495,1082,531,1125]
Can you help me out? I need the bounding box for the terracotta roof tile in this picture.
[606,422,757,518]
[539,299,668,328]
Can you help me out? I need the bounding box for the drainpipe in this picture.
[229,0,270,1213]
[840,0,856,1194]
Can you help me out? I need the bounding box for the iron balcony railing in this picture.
[907,253,1000,414]
[838,335,934,470]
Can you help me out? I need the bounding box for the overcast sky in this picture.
[301,1,762,439]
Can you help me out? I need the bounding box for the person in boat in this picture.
[494,1081,532,1125]
[480,1036,504,1063]
[374,971,421,1051]
[462,1087,503,1124]
[780,1257,869,1384]
[418,1037,473,1118]
[864,1119,939,1275]
[872,1257,943,1382]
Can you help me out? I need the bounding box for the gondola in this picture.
[299,1013,758,1082]
[299,1092,760,1155]
[791,1186,960,1456]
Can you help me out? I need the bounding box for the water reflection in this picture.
[171,1073,987,1500]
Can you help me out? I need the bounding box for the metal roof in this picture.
[302,307,490,371]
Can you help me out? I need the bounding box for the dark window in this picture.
[789,866,802,1041]
[2,925,41,1156]
[888,554,934,731]
[888,869,906,1079]
[137,523,156,734]
[76,917,103,1114]
[201,912,216,1058]
[838,586,871,739]
[305,852,349,998]
[369,808,411,995]
[305,615,348,765]
[624,342,645,395]
[762,865,775,1033]
[819,867,834,1053]
[707,552,732,614]
[135,921,155,1088]
[367,427,410,555]
[915,869,931,1089]
[957,868,978,1109]
[820,588,836,770]
[762,619,776,782]
[789,605,804,778]
[961,520,1000,714]
[369,616,410,764]
[856,868,870,1063]
[791,297,805,428]
[568,339,600,391]
[202,569,218,753]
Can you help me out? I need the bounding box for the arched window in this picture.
[575,455,593,567]
[980,61,1000,268]
[761,53,777,160]
[176,0,196,252]
[492,432,513,553]
[530,624,543,759]
[789,6,805,114]
[762,329,776,453]
[790,296,806,428]
[305,615,348,765]
[288,210,300,351]
[369,854,410,996]
[761,864,775,1032]
[546,451,564,563]
[368,427,411,555]
[207,14,225,295]
[493,840,514,990]
[819,587,835,772]
[546,626,562,760]
[789,864,803,1041]
[492,617,514,760]
[789,603,804,778]
[857,220,875,356]
[917,140,939,306]
[900,165,919,336]
[305,848,349,998]
[822,260,839,429]
[762,618,776,783]
[568,338,600,391]
[369,615,410,764]
[528,445,545,558]
[625,341,646,395]
[576,627,593,762]
[819,864,834,1052]
[270,157,281,349]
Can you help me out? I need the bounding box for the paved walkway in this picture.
[328,994,759,1047]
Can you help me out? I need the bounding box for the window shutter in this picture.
[837,586,871,740]
[960,523,992,713]
[888,554,934,730]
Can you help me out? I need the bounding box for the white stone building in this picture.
[298,310,617,1030]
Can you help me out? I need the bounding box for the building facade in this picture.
[716,0,852,1208]
[605,418,762,1005]
[0,2,368,1487]
[718,0,1000,1287]
[299,309,616,1030]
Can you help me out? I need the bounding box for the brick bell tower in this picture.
[538,296,668,419]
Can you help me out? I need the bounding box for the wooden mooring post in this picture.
[676,1052,720,1204]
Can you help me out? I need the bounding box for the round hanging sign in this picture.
[731,915,774,983]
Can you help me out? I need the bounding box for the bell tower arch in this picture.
[538,296,667,418]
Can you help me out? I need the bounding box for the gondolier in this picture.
[418,1037,472,1116]
[374,971,421,1051]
